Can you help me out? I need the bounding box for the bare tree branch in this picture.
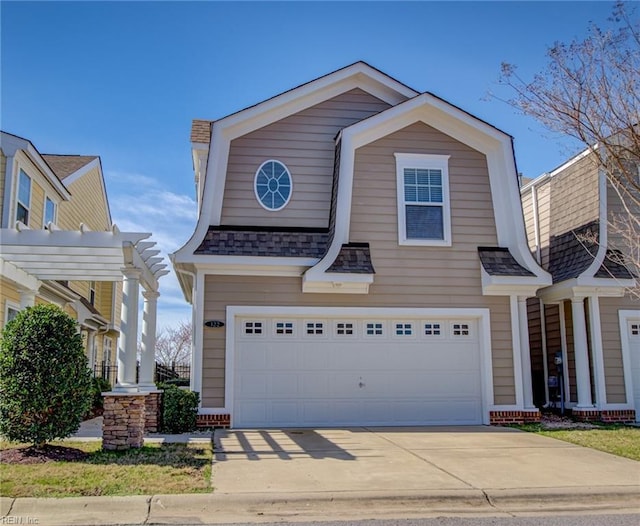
[500,1,639,297]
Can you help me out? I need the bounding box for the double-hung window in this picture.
[44,197,57,227]
[395,153,451,246]
[16,170,31,226]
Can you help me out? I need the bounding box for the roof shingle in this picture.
[195,226,329,258]
[42,155,97,180]
[478,247,535,277]
[327,243,375,274]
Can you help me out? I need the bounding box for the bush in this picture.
[89,376,112,415]
[0,304,93,446]
[161,385,199,433]
[162,378,190,387]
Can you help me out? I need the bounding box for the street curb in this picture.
[2,487,640,526]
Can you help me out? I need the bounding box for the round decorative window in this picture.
[254,160,292,211]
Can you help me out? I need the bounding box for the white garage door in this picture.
[233,313,484,427]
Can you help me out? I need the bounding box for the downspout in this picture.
[2,155,15,228]
[531,185,541,265]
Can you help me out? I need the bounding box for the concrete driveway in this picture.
[213,426,640,495]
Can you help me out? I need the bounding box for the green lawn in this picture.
[0,441,212,498]
[517,424,640,461]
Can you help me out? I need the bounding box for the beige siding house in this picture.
[0,132,120,379]
[521,149,639,423]
[173,62,553,428]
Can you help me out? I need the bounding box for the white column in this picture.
[509,295,524,408]
[115,268,141,392]
[587,296,607,408]
[518,296,536,410]
[139,290,159,391]
[571,297,594,408]
[18,288,37,309]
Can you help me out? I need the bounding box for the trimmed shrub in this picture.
[0,304,93,446]
[89,376,112,416]
[161,385,199,433]
[162,378,190,387]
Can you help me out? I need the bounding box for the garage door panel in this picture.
[234,314,484,427]
[236,348,267,369]
[271,401,299,424]
[236,373,267,397]
[300,347,330,369]
[300,373,330,397]
[269,374,299,397]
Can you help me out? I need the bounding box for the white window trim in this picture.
[254,159,293,212]
[395,153,451,246]
[43,196,58,228]
[4,300,20,327]
[16,169,32,227]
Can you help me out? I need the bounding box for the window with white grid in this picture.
[275,321,295,336]
[365,322,384,337]
[244,321,264,335]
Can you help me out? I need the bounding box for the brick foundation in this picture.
[571,409,602,422]
[599,409,636,423]
[197,413,231,429]
[490,410,541,425]
[102,393,147,450]
[144,391,162,433]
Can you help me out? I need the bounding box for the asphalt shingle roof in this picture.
[327,243,375,274]
[42,155,97,180]
[548,221,599,283]
[595,249,635,279]
[195,227,329,257]
[478,247,535,277]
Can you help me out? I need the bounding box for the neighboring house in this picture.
[0,131,121,379]
[521,149,639,423]
[173,62,554,428]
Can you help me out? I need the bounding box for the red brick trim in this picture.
[197,413,231,429]
[490,410,541,425]
[600,409,636,423]
[572,409,601,422]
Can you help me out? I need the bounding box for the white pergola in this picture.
[0,224,169,393]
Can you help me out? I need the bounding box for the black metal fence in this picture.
[92,361,191,387]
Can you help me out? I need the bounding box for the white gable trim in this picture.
[173,63,418,262]
[61,157,113,228]
[59,157,100,185]
[305,93,551,288]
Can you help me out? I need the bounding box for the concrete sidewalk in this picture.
[2,426,639,525]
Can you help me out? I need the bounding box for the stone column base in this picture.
[144,391,162,433]
[102,392,147,450]
[490,409,541,425]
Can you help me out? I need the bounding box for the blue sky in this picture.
[1,1,618,328]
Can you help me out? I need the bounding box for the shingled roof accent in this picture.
[195,226,329,257]
[548,221,599,283]
[595,249,635,280]
[191,119,213,143]
[42,155,97,180]
[327,243,375,274]
[478,247,535,277]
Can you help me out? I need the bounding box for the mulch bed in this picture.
[0,444,89,464]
